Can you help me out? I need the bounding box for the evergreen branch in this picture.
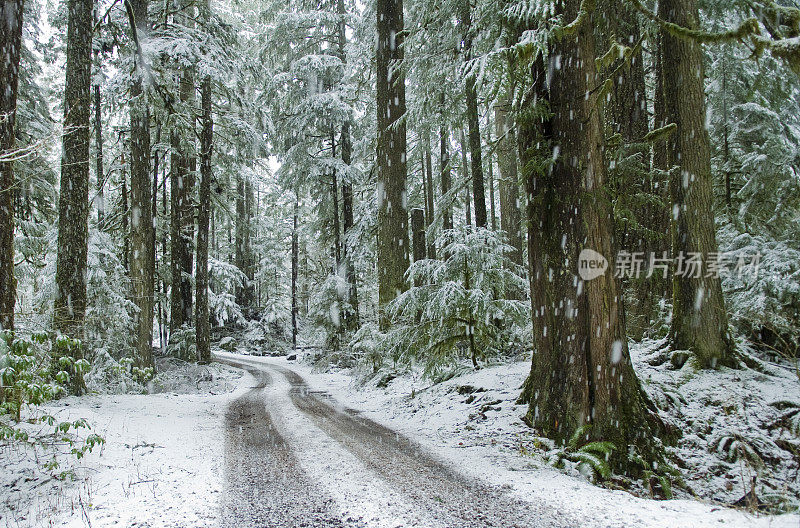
[628,0,761,44]
[628,0,800,74]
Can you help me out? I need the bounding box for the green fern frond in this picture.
[570,451,611,480]
[567,424,593,450]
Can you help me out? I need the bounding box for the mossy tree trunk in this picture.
[128,0,154,370]
[460,0,487,228]
[54,0,93,339]
[0,0,24,331]
[170,0,196,331]
[440,122,453,231]
[195,67,212,365]
[659,0,734,368]
[336,0,359,330]
[517,1,661,472]
[376,0,409,329]
[604,0,664,340]
[494,98,524,297]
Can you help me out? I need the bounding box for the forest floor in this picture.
[2,347,798,527]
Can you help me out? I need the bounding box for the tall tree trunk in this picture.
[331,144,342,269]
[460,128,471,226]
[0,0,24,331]
[170,0,196,331]
[411,208,426,262]
[335,0,359,330]
[234,170,254,312]
[244,175,254,304]
[169,131,194,329]
[330,136,344,342]
[94,78,105,226]
[517,4,660,471]
[494,99,524,285]
[291,199,299,349]
[152,126,162,348]
[161,156,168,335]
[660,0,734,368]
[195,69,212,365]
[487,127,496,231]
[376,0,409,328]
[653,32,669,173]
[606,4,659,340]
[340,121,359,330]
[127,0,154,370]
[54,0,93,339]
[121,162,129,272]
[424,132,436,258]
[440,123,452,231]
[460,0,487,228]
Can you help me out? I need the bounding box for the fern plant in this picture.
[546,425,615,482]
[711,431,766,471]
[770,400,800,437]
[384,227,529,377]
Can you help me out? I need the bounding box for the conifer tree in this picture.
[0,0,24,331]
[54,0,93,338]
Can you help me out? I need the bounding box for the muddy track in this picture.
[267,363,573,528]
[221,361,360,527]
[218,355,573,528]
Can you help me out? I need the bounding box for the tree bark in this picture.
[517,3,660,471]
[0,0,24,331]
[121,163,129,271]
[94,80,105,226]
[423,133,436,258]
[340,122,359,330]
[660,0,734,368]
[336,0,359,330]
[376,0,409,328]
[411,208,426,263]
[605,2,661,340]
[234,171,254,312]
[170,0,196,331]
[291,199,299,349]
[331,144,342,270]
[440,124,453,231]
[460,128,471,226]
[127,0,154,369]
[494,99,524,292]
[460,0,487,228]
[54,0,93,338]
[486,112,497,231]
[195,70,212,365]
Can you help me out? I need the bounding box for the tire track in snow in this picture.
[221,362,353,527]
[221,357,439,528]
[269,362,576,528]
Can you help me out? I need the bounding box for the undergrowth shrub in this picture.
[0,331,104,475]
[382,227,529,377]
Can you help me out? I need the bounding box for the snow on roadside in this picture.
[1,360,245,528]
[244,350,800,528]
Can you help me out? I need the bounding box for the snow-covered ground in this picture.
[245,347,800,528]
[1,361,245,528]
[4,346,798,527]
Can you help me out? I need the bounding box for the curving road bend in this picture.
[217,355,574,528]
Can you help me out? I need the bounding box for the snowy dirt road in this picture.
[218,355,576,528]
